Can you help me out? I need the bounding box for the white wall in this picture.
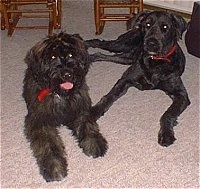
[143,0,195,14]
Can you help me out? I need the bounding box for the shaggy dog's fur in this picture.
[87,11,190,147]
[23,32,107,182]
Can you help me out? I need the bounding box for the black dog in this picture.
[87,11,190,147]
[23,32,108,182]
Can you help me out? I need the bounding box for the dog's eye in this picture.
[51,55,56,59]
[67,53,73,58]
[162,25,168,32]
[146,23,151,28]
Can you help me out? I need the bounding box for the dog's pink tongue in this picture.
[60,82,73,90]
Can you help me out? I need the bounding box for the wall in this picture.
[143,0,195,14]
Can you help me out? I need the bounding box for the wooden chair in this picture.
[0,1,5,30]
[0,0,62,36]
[94,0,143,34]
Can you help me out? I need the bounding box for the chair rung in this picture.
[100,17,130,21]
[100,4,140,8]
[20,15,49,18]
[15,26,49,29]
[101,14,133,19]
[7,9,53,13]
[9,2,53,5]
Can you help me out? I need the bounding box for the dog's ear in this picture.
[72,34,83,40]
[171,14,187,39]
[25,38,48,65]
[126,10,151,30]
[24,37,51,79]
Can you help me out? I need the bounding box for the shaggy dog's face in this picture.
[26,33,90,95]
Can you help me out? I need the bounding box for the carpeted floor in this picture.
[1,1,199,188]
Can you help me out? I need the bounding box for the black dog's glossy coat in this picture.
[87,11,190,147]
[23,32,107,182]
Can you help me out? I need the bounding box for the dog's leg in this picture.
[91,63,144,120]
[71,115,108,158]
[24,117,68,182]
[91,77,132,120]
[86,29,141,53]
[158,78,190,147]
[90,52,133,65]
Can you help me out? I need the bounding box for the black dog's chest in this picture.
[135,59,174,90]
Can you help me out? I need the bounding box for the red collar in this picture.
[151,44,177,63]
[37,88,51,102]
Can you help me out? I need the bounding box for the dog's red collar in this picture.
[151,44,177,63]
[37,88,51,102]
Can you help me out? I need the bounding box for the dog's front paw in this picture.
[158,127,176,147]
[79,133,108,158]
[40,157,68,182]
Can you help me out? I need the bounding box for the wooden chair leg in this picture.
[57,0,62,29]
[7,15,21,36]
[48,10,54,35]
[139,0,143,11]
[1,12,6,30]
[7,5,22,36]
[99,7,105,34]
[1,2,9,30]
[94,0,105,35]
[94,0,99,34]
[129,1,134,15]
[50,2,57,29]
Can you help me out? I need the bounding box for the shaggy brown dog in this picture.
[23,32,108,182]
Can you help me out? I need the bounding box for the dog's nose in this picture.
[145,38,158,47]
[144,38,160,53]
[63,72,72,79]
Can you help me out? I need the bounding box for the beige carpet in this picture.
[1,1,199,188]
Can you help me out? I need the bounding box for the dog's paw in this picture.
[40,157,68,182]
[158,128,176,147]
[79,133,108,158]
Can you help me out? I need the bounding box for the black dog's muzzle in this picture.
[144,37,161,55]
